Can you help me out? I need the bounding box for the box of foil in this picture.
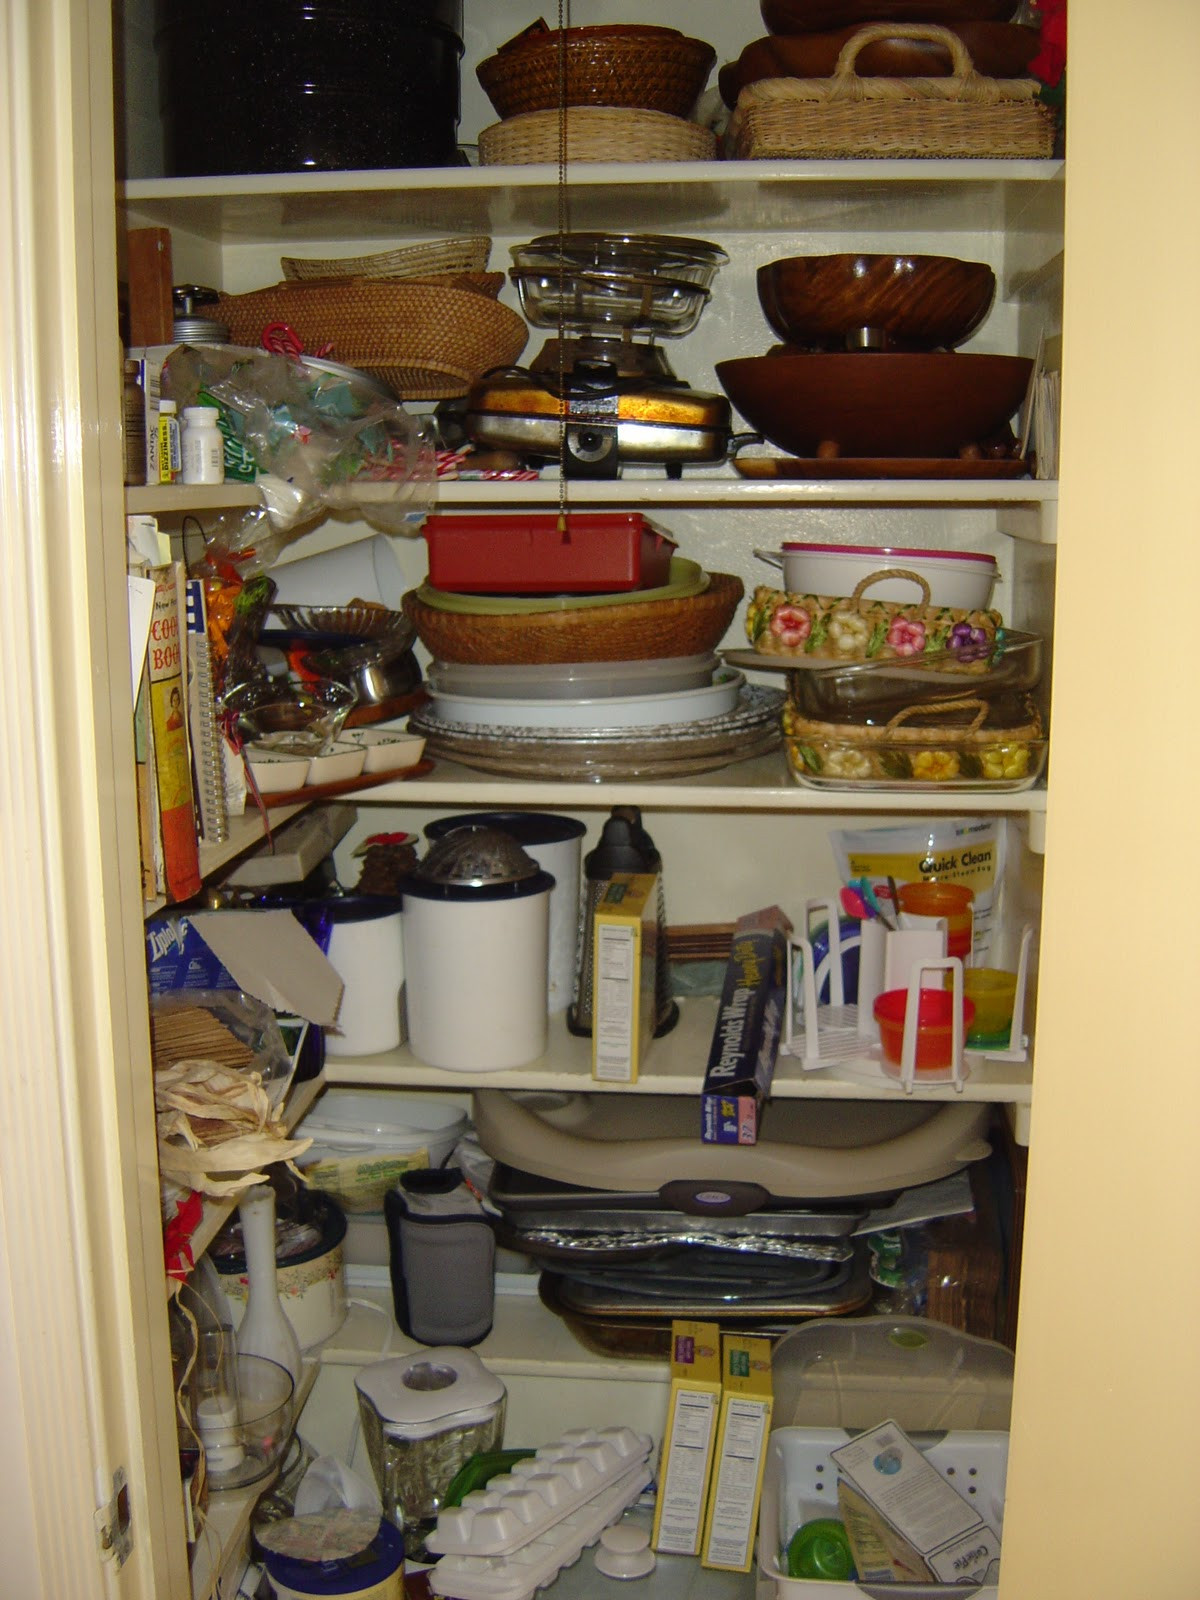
[700,907,792,1144]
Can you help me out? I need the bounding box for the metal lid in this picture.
[416,825,541,888]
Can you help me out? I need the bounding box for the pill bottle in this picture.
[157,399,181,485]
[181,405,224,485]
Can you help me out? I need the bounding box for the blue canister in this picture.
[263,1514,404,1599]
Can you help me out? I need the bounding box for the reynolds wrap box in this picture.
[700,1334,774,1573]
[651,1320,723,1556]
[701,906,792,1143]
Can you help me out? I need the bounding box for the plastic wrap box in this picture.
[650,1320,723,1557]
[701,907,792,1144]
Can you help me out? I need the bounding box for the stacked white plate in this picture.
[423,666,746,732]
[426,652,719,701]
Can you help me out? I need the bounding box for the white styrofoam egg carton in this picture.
[757,1426,1009,1600]
[429,1460,653,1600]
[427,1426,654,1558]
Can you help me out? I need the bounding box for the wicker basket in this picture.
[281,237,492,282]
[479,106,717,167]
[402,572,744,665]
[727,24,1056,161]
[477,24,715,122]
[783,695,1047,789]
[746,570,1003,666]
[214,280,528,400]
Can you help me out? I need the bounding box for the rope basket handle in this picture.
[830,23,1010,106]
[887,697,989,733]
[849,567,933,607]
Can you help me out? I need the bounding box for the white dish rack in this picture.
[778,899,1033,1091]
[756,1425,1009,1600]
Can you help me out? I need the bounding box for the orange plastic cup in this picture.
[874,986,976,1073]
[896,881,974,960]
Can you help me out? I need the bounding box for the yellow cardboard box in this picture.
[700,1334,775,1572]
[650,1320,723,1556]
[591,872,659,1084]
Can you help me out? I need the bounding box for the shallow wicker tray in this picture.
[281,237,492,282]
[402,571,743,664]
[477,24,715,122]
[746,571,1002,666]
[783,694,1047,790]
[727,24,1055,161]
[214,280,528,400]
[479,106,717,167]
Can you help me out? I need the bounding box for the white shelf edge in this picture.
[120,157,1066,205]
[125,476,1058,517]
[356,753,1050,816]
[189,1359,320,1600]
[322,996,1034,1109]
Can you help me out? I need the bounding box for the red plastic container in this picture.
[421,512,678,594]
[874,987,975,1073]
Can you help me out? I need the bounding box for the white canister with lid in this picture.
[180,404,224,484]
[400,827,554,1071]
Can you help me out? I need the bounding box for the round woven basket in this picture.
[479,106,717,167]
[477,26,715,122]
[281,237,492,282]
[214,280,528,400]
[403,572,745,665]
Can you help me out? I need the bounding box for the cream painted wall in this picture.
[1000,3,1200,1594]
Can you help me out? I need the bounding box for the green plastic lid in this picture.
[786,1518,855,1582]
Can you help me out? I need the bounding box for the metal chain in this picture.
[556,0,570,530]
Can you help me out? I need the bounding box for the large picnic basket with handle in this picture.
[726,23,1056,161]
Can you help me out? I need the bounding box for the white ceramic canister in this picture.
[216,1190,348,1351]
[424,811,585,1015]
[400,828,554,1071]
[323,898,406,1057]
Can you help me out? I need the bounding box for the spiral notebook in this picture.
[185,578,229,846]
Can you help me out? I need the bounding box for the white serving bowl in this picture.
[305,740,367,786]
[245,746,311,793]
[755,541,999,608]
[343,728,427,773]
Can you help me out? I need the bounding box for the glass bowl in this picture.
[510,265,711,336]
[223,677,358,755]
[201,1353,295,1491]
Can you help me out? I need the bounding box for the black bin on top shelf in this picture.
[154,0,466,177]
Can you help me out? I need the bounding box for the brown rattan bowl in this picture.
[402,573,745,665]
[716,351,1032,459]
[215,280,528,400]
[477,24,716,121]
[757,254,996,352]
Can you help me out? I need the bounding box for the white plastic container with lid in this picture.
[180,404,224,483]
[295,1090,467,1214]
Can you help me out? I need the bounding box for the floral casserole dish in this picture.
[746,568,1001,666]
[783,694,1046,791]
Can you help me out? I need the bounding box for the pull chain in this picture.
[556,0,570,535]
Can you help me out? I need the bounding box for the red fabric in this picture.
[164,1189,205,1284]
[1029,0,1067,89]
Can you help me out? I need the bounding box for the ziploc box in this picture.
[831,1419,1002,1586]
[591,872,659,1084]
[701,906,792,1143]
[700,1334,774,1573]
[650,1321,723,1556]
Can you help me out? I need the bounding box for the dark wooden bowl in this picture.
[715,351,1032,459]
[757,254,996,352]
[719,23,1039,105]
[761,0,1019,33]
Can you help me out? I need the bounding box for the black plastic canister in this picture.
[154,0,465,176]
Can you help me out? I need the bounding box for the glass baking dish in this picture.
[727,629,1043,720]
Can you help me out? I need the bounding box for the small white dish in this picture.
[245,745,311,794]
[343,728,427,773]
[305,740,367,786]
